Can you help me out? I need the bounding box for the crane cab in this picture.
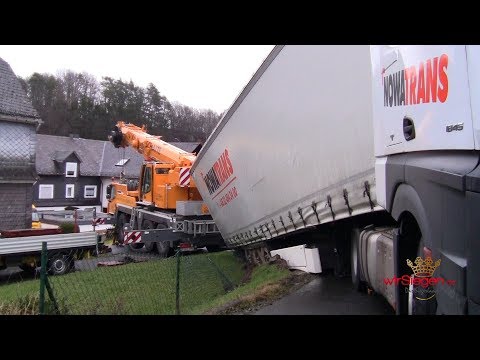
[138,163,202,210]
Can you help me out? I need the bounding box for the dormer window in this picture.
[115,158,130,166]
[66,162,77,177]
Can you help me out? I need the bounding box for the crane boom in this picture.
[108,121,197,167]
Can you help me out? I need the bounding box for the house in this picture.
[34,134,202,213]
[0,57,42,230]
[35,134,111,212]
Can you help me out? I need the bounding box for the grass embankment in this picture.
[0,251,299,315]
[201,264,315,314]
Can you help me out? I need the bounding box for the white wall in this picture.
[101,177,113,212]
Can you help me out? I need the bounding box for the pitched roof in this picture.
[99,142,145,178]
[36,134,202,178]
[36,135,105,176]
[0,57,41,122]
[52,150,82,163]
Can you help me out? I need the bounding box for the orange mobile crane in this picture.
[106,121,223,257]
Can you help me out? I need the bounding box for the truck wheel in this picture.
[118,214,143,251]
[129,243,144,251]
[407,239,437,315]
[157,241,171,258]
[155,223,171,258]
[48,254,69,276]
[121,214,144,252]
[116,213,127,243]
[142,220,155,252]
[408,283,437,315]
[351,228,366,292]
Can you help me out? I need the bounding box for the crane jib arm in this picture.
[108,121,197,167]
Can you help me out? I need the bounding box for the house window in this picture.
[84,185,97,198]
[66,162,77,177]
[39,184,54,199]
[66,184,75,199]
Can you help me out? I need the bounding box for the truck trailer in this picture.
[190,45,480,315]
[0,229,99,275]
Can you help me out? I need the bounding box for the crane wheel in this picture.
[142,220,156,252]
[155,222,171,258]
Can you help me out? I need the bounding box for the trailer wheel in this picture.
[262,246,271,263]
[48,254,69,276]
[351,228,366,292]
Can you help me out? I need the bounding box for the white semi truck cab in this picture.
[370,45,480,315]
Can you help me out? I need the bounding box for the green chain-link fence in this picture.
[0,241,244,315]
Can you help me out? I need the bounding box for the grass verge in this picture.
[0,251,245,315]
[198,263,314,315]
[0,251,312,315]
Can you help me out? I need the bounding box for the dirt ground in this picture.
[206,268,315,315]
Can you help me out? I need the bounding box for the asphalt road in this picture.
[255,273,394,315]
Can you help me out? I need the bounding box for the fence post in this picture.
[92,207,97,233]
[175,249,181,315]
[39,241,47,315]
[45,278,60,314]
[93,207,99,256]
[74,209,80,233]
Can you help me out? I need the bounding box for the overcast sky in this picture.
[0,45,274,114]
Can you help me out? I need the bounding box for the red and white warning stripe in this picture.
[124,231,142,244]
[179,167,190,187]
[93,218,106,225]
